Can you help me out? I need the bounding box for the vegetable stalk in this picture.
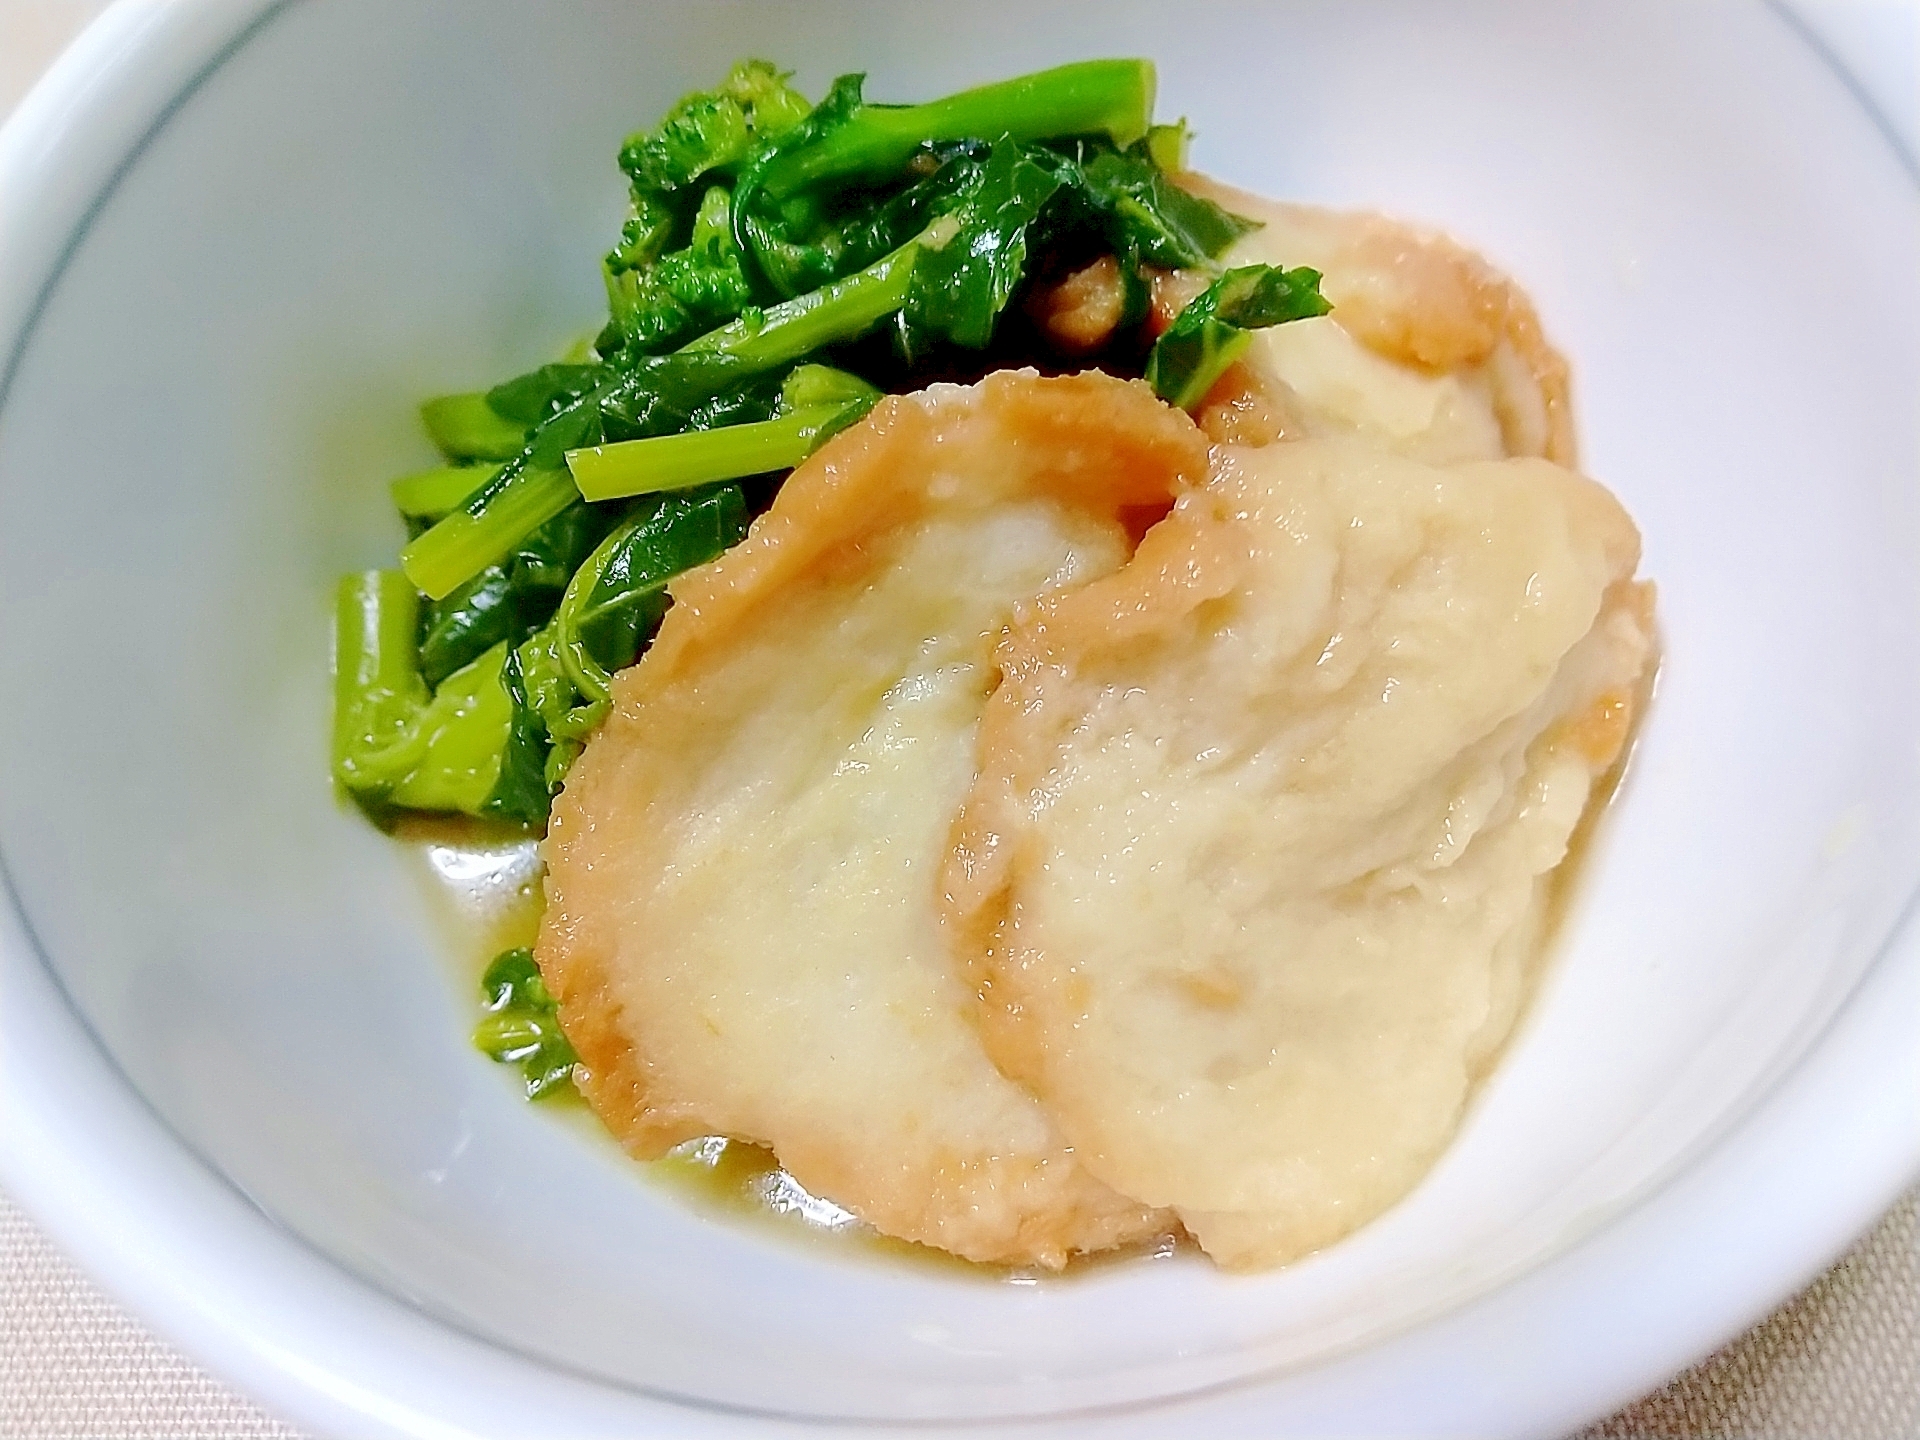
[755,59,1155,199]
[420,393,527,461]
[682,238,919,368]
[390,464,498,521]
[332,572,523,816]
[399,464,579,601]
[401,241,920,601]
[567,401,865,501]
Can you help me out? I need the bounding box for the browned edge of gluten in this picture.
[1179,172,1579,468]
[535,370,1212,1165]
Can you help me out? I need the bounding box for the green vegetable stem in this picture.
[567,401,870,501]
[401,242,919,603]
[420,393,527,462]
[399,463,580,603]
[751,59,1155,200]
[390,464,498,523]
[331,572,535,821]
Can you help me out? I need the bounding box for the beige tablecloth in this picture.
[3,2,1918,1437]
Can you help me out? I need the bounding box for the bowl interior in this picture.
[2,0,1917,1423]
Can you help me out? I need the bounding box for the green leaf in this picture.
[1145,315,1254,409]
[830,143,990,267]
[905,139,1066,350]
[1146,262,1330,409]
[417,501,615,689]
[381,642,517,815]
[333,580,520,817]
[1077,149,1257,269]
[486,485,751,801]
[486,364,602,425]
[479,645,556,826]
[556,484,751,697]
[512,624,604,790]
[1196,262,1334,329]
[730,73,870,297]
[684,373,784,431]
[475,946,579,1100]
[420,393,527,462]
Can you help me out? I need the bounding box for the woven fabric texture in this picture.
[1577,1189,1920,1440]
[1,1192,301,1440]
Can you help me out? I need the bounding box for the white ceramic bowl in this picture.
[2,3,1917,1436]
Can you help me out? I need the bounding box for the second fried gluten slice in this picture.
[945,437,1654,1270]
[538,371,1203,1267]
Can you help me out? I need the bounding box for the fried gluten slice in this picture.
[538,370,1203,1267]
[1177,174,1575,467]
[944,437,1653,1270]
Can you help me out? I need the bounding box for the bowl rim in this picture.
[1,3,1916,1436]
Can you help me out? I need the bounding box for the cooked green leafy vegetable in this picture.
[416,501,615,688]
[474,948,578,1099]
[332,573,535,821]
[747,59,1154,203]
[420,393,526,462]
[334,55,1330,848]
[525,482,752,785]
[390,463,496,523]
[1147,262,1332,408]
[903,140,1066,351]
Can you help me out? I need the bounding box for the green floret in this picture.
[606,188,679,274]
[617,59,812,193]
[658,187,754,317]
[605,185,755,353]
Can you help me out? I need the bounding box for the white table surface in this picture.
[2,2,1916,1437]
